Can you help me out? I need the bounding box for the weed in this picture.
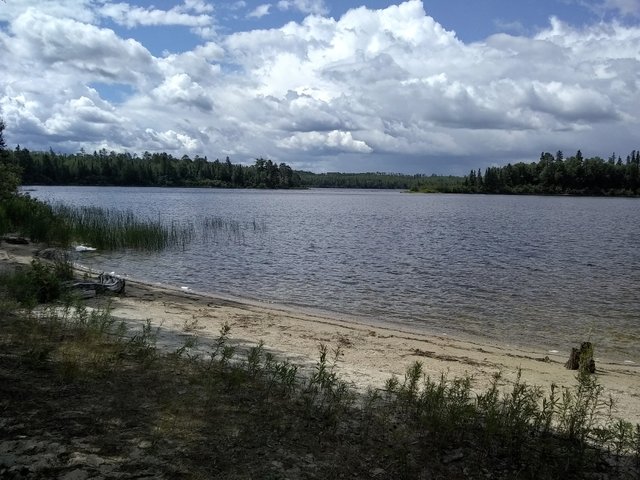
[174,335,199,360]
[246,341,265,377]
[128,319,159,363]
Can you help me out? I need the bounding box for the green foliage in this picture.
[299,170,465,191]
[463,148,640,196]
[9,146,303,189]
[1,194,195,250]
[53,204,195,251]
[0,259,73,306]
[0,118,22,200]
[303,344,354,425]
[2,294,639,478]
[1,194,72,244]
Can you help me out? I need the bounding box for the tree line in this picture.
[298,171,463,190]
[5,144,464,190]
[2,116,639,196]
[8,147,302,189]
[462,150,640,196]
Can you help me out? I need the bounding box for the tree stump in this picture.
[565,342,595,373]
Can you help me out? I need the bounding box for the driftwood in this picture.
[565,342,596,373]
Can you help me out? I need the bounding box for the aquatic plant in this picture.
[199,216,266,245]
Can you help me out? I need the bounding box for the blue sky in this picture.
[1,0,639,173]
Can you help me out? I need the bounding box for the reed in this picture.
[199,216,266,245]
[53,204,195,251]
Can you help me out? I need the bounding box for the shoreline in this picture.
[95,274,640,425]
[3,241,640,424]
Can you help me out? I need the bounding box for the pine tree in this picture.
[0,118,22,198]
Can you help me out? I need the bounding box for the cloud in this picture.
[279,130,373,154]
[151,74,214,111]
[277,0,328,15]
[9,9,157,83]
[99,1,214,28]
[1,0,639,173]
[0,0,96,23]
[603,0,640,17]
[493,19,527,35]
[183,0,215,14]
[574,0,640,18]
[144,128,202,151]
[248,4,272,19]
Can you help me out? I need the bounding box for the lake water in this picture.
[27,186,640,362]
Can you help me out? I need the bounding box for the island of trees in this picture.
[459,150,640,196]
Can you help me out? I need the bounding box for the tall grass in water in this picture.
[200,216,266,245]
[53,205,194,251]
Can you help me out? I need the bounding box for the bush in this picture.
[0,259,73,306]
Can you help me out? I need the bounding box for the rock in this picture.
[137,440,152,449]
[68,452,105,468]
[37,248,69,262]
[442,449,464,464]
[0,452,18,468]
[61,468,90,480]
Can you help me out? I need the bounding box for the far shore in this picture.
[2,240,639,424]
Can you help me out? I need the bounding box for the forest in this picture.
[5,145,461,190]
[2,130,640,195]
[9,147,302,189]
[459,150,640,196]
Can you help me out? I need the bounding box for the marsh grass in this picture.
[53,204,195,251]
[200,216,266,245]
[3,194,269,251]
[1,268,638,479]
[1,194,196,251]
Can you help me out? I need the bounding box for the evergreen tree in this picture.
[0,118,22,199]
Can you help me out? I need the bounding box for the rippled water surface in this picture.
[29,186,640,361]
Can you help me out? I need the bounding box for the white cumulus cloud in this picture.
[99,1,214,28]
[279,130,373,154]
[1,0,639,173]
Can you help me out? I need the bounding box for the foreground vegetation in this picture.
[1,261,639,479]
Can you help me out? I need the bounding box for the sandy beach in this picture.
[3,241,640,425]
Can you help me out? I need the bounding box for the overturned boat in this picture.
[68,273,126,296]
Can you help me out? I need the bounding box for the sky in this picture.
[1,0,639,174]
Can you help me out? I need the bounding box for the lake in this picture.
[27,186,640,362]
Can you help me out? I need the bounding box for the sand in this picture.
[2,241,639,424]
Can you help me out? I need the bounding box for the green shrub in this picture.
[0,259,73,306]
